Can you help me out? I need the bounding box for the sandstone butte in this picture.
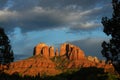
[0,43,115,76]
[33,43,85,60]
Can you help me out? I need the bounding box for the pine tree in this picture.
[0,27,14,64]
[101,0,120,74]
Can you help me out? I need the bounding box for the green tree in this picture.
[0,27,14,64]
[101,0,120,74]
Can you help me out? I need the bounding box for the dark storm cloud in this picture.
[0,0,112,33]
[5,0,110,11]
[0,0,8,9]
[0,8,66,32]
[70,38,106,59]
[38,0,110,10]
[8,0,40,11]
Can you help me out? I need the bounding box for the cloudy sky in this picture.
[0,0,113,60]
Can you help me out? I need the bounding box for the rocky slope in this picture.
[1,43,115,76]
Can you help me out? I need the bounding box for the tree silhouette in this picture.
[101,0,120,74]
[0,27,14,64]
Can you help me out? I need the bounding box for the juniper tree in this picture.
[101,0,120,74]
[0,27,14,64]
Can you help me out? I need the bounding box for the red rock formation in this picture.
[5,56,61,76]
[49,46,55,58]
[42,46,49,58]
[34,43,55,58]
[87,56,100,63]
[0,43,115,76]
[77,47,85,59]
[34,43,48,56]
[34,43,85,60]
[60,43,67,56]
[0,56,114,76]
[60,43,85,60]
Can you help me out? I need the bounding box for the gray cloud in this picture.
[4,0,110,11]
[0,0,112,33]
[8,0,40,11]
[38,0,110,10]
[69,4,112,32]
[0,8,66,32]
[0,0,8,9]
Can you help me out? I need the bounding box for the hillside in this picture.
[0,43,119,80]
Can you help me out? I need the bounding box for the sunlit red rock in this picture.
[42,46,49,58]
[1,43,115,76]
[34,43,85,60]
[60,43,85,60]
[34,43,48,56]
[60,43,67,56]
[87,56,99,63]
[34,43,55,58]
[77,47,85,59]
[49,46,55,58]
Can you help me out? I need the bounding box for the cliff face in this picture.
[1,43,115,76]
[34,43,56,58]
[49,46,55,58]
[34,43,85,60]
[59,43,85,60]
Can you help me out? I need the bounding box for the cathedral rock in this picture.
[0,43,114,76]
[33,43,85,60]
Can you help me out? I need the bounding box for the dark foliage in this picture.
[101,0,120,74]
[0,67,119,80]
[0,27,14,64]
